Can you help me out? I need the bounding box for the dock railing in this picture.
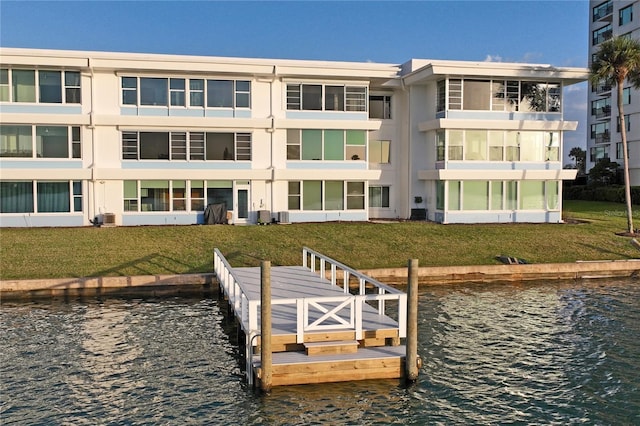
[213,247,407,346]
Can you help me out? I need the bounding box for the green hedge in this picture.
[563,185,640,205]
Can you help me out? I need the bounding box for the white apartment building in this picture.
[588,0,640,180]
[0,48,586,227]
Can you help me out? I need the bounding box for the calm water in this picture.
[1,279,639,424]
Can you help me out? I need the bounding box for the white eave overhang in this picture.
[418,169,578,181]
[402,61,589,86]
[419,118,579,132]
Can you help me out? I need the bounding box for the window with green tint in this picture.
[488,131,504,161]
[346,130,366,161]
[505,132,519,161]
[37,181,70,212]
[288,181,301,210]
[1,125,32,157]
[464,130,487,160]
[520,181,545,210]
[546,132,559,161]
[324,130,344,160]
[436,181,445,210]
[36,126,68,158]
[12,70,35,102]
[519,132,545,162]
[141,180,169,211]
[506,181,517,210]
[490,181,503,210]
[124,181,139,211]
[448,181,460,210]
[448,130,463,160]
[436,131,445,161]
[325,181,344,210]
[346,182,364,209]
[463,181,488,210]
[546,181,559,210]
[0,69,8,102]
[302,130,322,160]
[303,181,322,210]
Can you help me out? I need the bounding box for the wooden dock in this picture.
[213,247,415,388]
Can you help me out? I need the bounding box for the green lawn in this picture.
[0,200,638,280]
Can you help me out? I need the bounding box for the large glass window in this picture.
[189,79,204,107]
[0,69,8,102]
[288,181,301,210]
[464,131,487,160]
[36,126,68,158]
[206,180,233,209]
[448,181,460,210]
[303,181,322,210]
[463,181,489,210]
[448,130,463,160]
[436,181,445,210]
[172,180,187,211]
[346,130,366,161]
[520,181,545,210]
[287,83,367,111]
[122,77,137,105]
[0,181,33,213]
[207,80,233,108]
[623,87,631,105]
[140,132,169,160]
[65,72,81,103]
[191,181,205,211]
[593,1,612,21]
[324,130,344,161]
[490,181,503,210]
[37,181,70,212]
[206,133,234,160]
[593,24,612,45]
[463,80,490,110]
[288,129,364,161]
[325,181,344,210]
[546,181,559,210]
[12,70,35,102]
[1,125,32,157]
[140,180,169,211]
[346,182,365,209]
[39,71,62,103]
[170,78,185,106]
[235,81,251,108]
[488,131,504,161]
[140,78,168,106]
[301,130,322,160]
[123,181,138,211]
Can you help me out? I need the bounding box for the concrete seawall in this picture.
[1,260,639,300]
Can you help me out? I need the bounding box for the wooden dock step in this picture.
[304,340,359,356]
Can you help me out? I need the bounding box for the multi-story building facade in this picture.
[587,0,640,180]
[0,48,586,227]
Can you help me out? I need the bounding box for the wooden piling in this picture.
[406,258,419,382]
[260,260,272,392]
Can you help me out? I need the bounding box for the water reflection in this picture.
[1,279,639,424]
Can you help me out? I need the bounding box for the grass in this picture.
[0,200,638,280]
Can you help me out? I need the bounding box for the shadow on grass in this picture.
[578,242,637,260]
[90,253,198,277]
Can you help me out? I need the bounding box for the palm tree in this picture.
[590,36,640,234]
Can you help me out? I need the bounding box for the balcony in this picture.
[592,3,613,22]
[592,83,612,94]
[593,29,613,45]
[594,132,611,144]
[593,105,611,119]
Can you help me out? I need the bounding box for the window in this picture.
[235,81,251,108]
[0,69,8,102]
[346,182,365,209]
[1,181,33,213]
[191,181,205,211]
[488,131,504,161]
[288,129,365,161]
[123,181,138,211]
[39,71,62,103]
[464,131,487,161]
[122,131,250,161]
[325,181,344,210]
[448,79,462,110]
[140,180,169,211]
[189,79,204,107]
[436,131,445,161]
[623,87,631,105]
[12,70,35,102]
[436,181,445,210]
[207,80,233,108]
[369,186,390,208]
[170,78,185,106]
[463,80,491,110]
[303,181,322,210]
[616,142,628,160]
[505,132,519,161]
[463,181,489,210]
[288,181,301,210]
[448,181,460,210]
[1,125,81,159]
[37,181,71,213]
[546,181,559,210]
[140,77,167,106]
[448,130,463,160]
[369,95,391,118]
[172,181,186,211]
[591,98,611,118]
[620,4,633,26]
[593,24,612,45]
[545,132,559,162]
[590,146,609,162]
[593,1,612,21]
[122,77,137,105]
[65,72,81,103]
[520,181,545,210]
[369,140,390,164]
[286,83,367,111]
[617,114,631,132]
[436,80,446,112]
[591,122,610,142]
[490,181,503,210]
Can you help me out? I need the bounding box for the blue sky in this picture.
[0,0,589,162]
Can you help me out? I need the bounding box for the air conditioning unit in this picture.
[102,213,116,227]
[278,211,290,224]
[258,210,271,224]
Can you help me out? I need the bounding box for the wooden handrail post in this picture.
[406,259,419,382]
[260,260,272,392]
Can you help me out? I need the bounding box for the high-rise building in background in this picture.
[587,1,640,180]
